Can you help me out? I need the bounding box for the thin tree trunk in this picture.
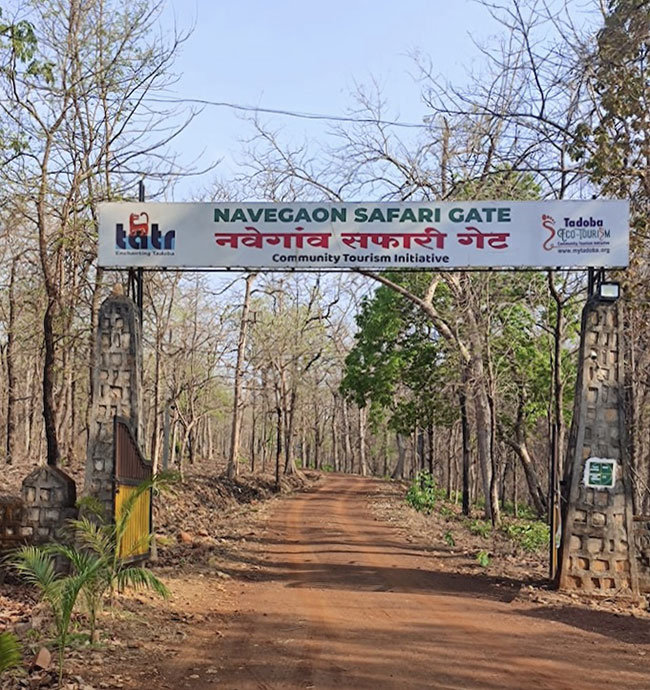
[460,386,471,516]
[275,405,283,487]
[5,257,18,465]
[342,399,354,473]
[227,273,255,478]
[358,406,368,476]
[43,301,60,467]
[392,433,406,480]
[250,388,257,473]
[331,400,340,472]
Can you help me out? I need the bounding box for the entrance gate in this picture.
[98,196,633,588]
[113,416,152,562]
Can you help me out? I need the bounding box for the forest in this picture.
[1,0,649,531]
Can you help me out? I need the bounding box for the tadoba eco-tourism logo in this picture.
[541,213,611,255]
[115,211,176,254]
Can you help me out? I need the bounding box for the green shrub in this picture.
[501,520,549,552]
[405,472,444,513]
[443,530,455,547]
[476,550,490,567]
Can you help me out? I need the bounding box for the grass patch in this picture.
[466,518,492,539]
[443,531,455,547]
[500,520,549,552]
[404,477,548,554]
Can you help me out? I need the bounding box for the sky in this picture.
[161,0,499,200]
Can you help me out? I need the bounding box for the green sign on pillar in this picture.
[583,458,616,489]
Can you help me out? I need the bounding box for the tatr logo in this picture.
[115,212,176,251]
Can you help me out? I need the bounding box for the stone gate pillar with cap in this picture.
[558,297,639,595]
[84,288,143,517]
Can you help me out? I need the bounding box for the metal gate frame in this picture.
[113,416,152,563]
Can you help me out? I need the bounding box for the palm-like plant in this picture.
[0,631,21,675]
[62,475,171,642]
[10,545,103,683]
[11,474,174,680]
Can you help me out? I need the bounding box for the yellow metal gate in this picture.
[113,417,152,562]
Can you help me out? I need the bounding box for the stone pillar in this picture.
[21,466,77,544]
[84,291,142,517]
[558,298,639,595]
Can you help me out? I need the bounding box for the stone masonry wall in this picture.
[84,292,143,518]
[558,298,639,595]
[21,466,77,544]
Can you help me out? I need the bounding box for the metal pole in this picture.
[162,403,171,471]
[136,181,145,326]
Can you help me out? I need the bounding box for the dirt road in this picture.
[160,474,650,689]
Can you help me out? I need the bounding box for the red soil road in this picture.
[160,475,650,689]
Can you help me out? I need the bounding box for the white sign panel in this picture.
[98,200,629,270]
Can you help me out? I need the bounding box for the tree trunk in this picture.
[392,433,406,479]
[5,257,18,465]
[508,439,547,517]
[331,400,340,472]
[275,405,283,487]
[150,329,163,472]
[227,273,255,478]
[342,399,354,473]
[358,406,368,476]
[43,300,60,467]
[460,387,471,516]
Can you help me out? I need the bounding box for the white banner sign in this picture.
[98,200,629,270]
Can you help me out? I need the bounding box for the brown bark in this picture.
[460,385,471,516]
[5,257,18,465]
[358,406,368,476]
[227,273,255,478]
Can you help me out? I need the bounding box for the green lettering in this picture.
[264,208,277,222]
[295,208,311,223]
[482,208,496,222]
[386,208,400,223]
[214,208,230,223]
[331,207,347,223]
[498,208,511,222]
[449,208,464,222]
[312,207,329,222]
[354,208,368,222]
[400,209,417,223]
[368,208,386,223]
[465,208,482,223]
[231,208,247,222]
[278,208,293,222]
[248,208,263,222]
[418,209,433,223]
